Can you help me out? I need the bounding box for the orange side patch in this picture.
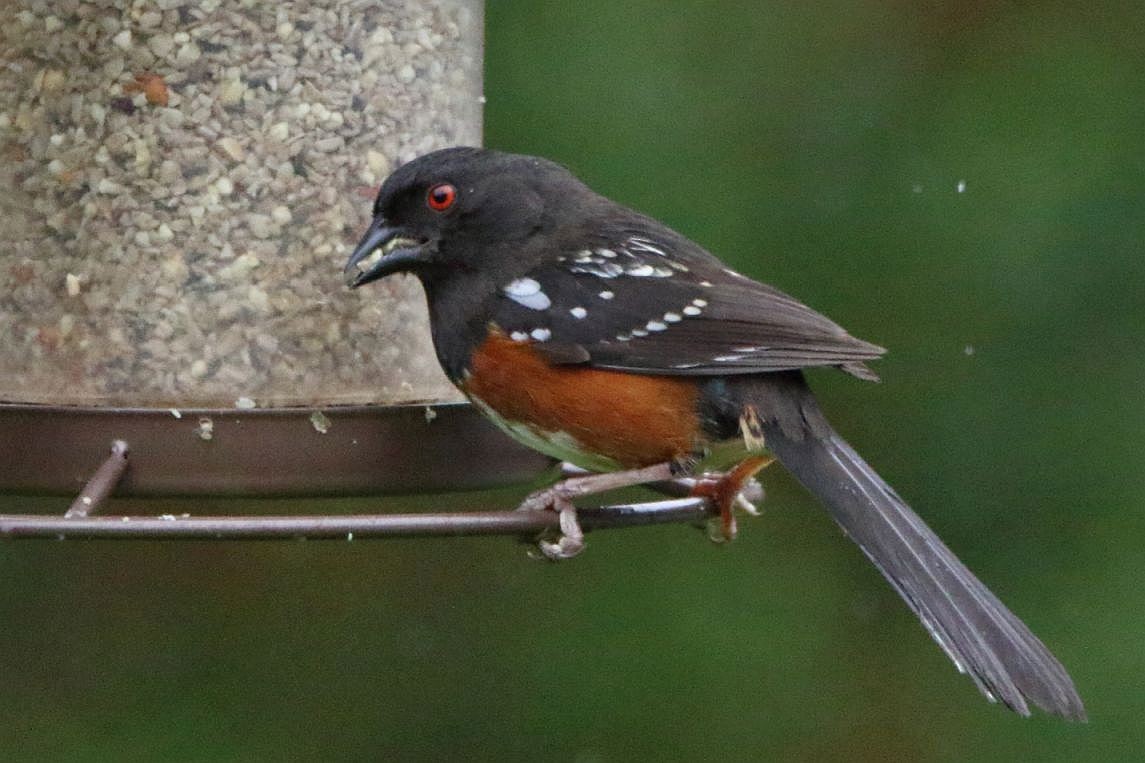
[462,332,701,469]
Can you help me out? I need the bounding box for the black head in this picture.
[344,147,594,288]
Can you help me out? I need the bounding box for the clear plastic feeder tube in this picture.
[0,0,481,408]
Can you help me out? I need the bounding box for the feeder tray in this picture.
[0,402,553,497]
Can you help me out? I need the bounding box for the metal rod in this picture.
[0,497,715,540]
[64,440,130,518]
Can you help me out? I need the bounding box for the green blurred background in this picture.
[3,0,1143,759]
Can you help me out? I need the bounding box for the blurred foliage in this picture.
[2,0,1144,759]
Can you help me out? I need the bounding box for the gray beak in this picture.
[344,217,427,287]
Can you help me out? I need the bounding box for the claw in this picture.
[738,476,765,507]
[735,491,761,517]
[536,503,586,560]
[690,457,773,543]
[519,485,586,561]
[706,516,734,544]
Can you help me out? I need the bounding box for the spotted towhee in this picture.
[344,147,1083,720]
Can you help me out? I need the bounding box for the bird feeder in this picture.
[0,1,549,497]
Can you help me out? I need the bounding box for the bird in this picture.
[344,146,1085,720]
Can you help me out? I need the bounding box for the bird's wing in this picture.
[489,233,885,378]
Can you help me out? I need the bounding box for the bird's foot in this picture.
[518,486,586,560]
[517,462,676,560]
[535,499,586,561]
[690,456,773,543]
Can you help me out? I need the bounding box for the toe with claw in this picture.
[536,502,586,560]
[518,482,587,560]
[691,456,773,542]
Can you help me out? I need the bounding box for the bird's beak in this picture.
[344,217,428,288]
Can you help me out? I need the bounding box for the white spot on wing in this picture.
[631,328,648,337]
[598,291,614,300]
[692,298,708,307]
[683,305,702,316]
[570,261,623,278]
[626,264,655,277]
[504,277,540,296]
[596,248,618,258]
[626,237,666,256]
[569,306,587,319]
[663,312,682,323]
[503,277,551,310]
[646,321,667,332]
[513,292,551,310]
[714,355,743,362]
[530,328,552,342]
[509,330,530,342]
[699,280,713,287]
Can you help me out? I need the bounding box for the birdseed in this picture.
[0,0,480,407]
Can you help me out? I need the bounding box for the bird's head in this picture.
[344,147,591,288]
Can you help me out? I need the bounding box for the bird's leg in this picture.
[690,455,774,542]
[519,462,677,560]
[519,462,677,512]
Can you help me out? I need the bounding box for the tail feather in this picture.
[751,378,1085,720]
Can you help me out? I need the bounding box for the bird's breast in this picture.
[460,331,702,471]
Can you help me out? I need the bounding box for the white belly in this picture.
[467,395,623,473]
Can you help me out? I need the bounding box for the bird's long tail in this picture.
[745,374,1085,720]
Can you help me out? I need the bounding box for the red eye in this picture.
[427,183,457,211]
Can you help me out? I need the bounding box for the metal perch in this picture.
[0,441,729,541]
[0,497,716,541]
